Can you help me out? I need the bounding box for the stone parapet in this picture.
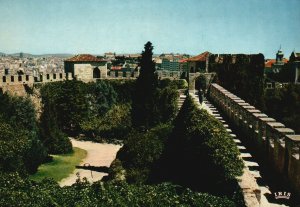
[208,83,300,196]
[0,73,68,87]
[0,74,34,86]
[39,73,66,83]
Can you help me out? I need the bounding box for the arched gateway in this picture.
[93,67,101,79]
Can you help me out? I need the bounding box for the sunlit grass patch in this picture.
[30,147,87,182]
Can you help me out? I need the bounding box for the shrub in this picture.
[162,95,244,192]
[86,80,118,115]
[101,79,136,103]
[40,80,89,133]
[116,124,173,183]
[152,86,179,125]
[0,173,236,207]
[159,79,188,89]
[80,103,132,141]
[172,79,188,89]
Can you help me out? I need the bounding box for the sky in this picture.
[0,0,299,58]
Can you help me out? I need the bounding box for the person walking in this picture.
[198,89,203,104]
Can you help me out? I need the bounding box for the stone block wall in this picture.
[0,74,34,86]
[208,83,300,195]
[39,73,66,83]
[157,70,181,80]
[105,71,139,79]
[0,73,68,89]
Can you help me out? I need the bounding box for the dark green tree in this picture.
[210,54,265,109]
[39,81,82,154]
[265,84,300,133]
[40,80,88,134]
[86,80,117,116]
[132,41,158,130]
[0,92,47,174]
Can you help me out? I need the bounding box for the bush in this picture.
[152,86,179,125]
[40,80,89,134]
[161,95,244,192]
[39,83,72,154]
[39,80,119,152]
[159,79,188,89]
[0,121,28,173]
[0,173,236,207]
[172,79,188,89]
[115,124,173,183]
[101,79,136,103]
[86,80,118,115]
[80,103,132,141]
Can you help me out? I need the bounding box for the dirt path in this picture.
[59,138,122,186]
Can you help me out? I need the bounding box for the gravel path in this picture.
[59,138,122,186]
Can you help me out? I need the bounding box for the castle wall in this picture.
[208,83,300,196]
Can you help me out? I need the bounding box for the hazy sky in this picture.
[0,0,299,58]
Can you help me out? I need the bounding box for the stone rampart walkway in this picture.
[189,91,288,207]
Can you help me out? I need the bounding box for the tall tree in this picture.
[132,41,158,130]
[0,92,47,173]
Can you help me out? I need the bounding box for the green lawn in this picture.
[30,147,87,182]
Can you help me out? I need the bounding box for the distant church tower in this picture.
[272,46,285,73]
[276,46,284,64]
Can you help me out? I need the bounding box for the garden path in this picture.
[59,138,121,186]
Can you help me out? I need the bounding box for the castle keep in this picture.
[64,54,107,81]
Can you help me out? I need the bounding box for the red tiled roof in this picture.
[265,58,288,68]
[179,59,188,63]
[187,51,211,62]
[265,59,276,68]
[65,54,104,62]
[111,66,122,70]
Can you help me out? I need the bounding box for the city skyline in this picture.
[0,0,300,58]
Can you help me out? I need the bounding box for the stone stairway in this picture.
[189,92,289,207]
[177,93,186,110]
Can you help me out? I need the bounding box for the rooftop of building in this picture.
[65,54,105,62]
[265,58,288,68]
[187,51,211,62]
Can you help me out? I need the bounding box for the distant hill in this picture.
[0,52,74,58]
[10,53,34,57]
[38,54,74,58]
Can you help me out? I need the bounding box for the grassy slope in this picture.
[30,147,87,182]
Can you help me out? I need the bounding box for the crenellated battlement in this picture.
[0,74,34,86]
[0,73,68,87]
[208,83,300,195]
[0,71,141,88]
